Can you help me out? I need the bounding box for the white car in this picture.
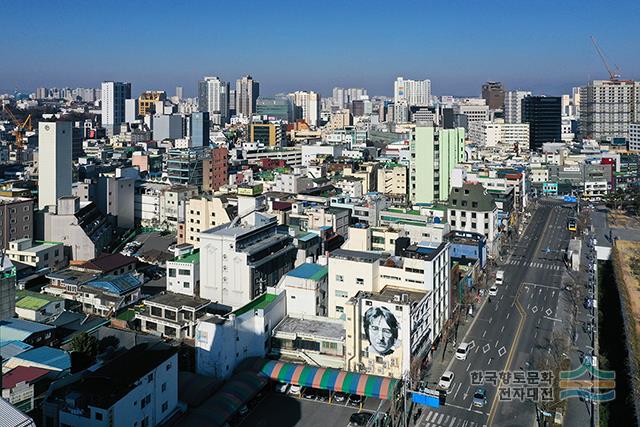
[489,285,498,296]
[438,371,455,390]
[275,382,289,394]
[289,384,301,395]
[495,271,504,286]
[455,342,470,360]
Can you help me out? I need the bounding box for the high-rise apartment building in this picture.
[410,127,466,203]
[288,91,321,127]
[579,79,640,142]
[522,96,562,149]
[176,86,183,100]
[38,121,72,210]
[394,77,431,107]
[332,87,368,108]
[504,90,532,123]
[235,75,260,117]
[481,81,506,110]
[101,81,131,135]
[198,76,230,125]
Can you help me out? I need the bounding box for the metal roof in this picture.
[286,263,327,282]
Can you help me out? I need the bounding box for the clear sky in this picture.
[2,0,639,98]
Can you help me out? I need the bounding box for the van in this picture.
[455,342,470,360]
[495,270,504,286]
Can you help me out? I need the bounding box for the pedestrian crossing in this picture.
[505,259,563,270]
[419,411,487,427]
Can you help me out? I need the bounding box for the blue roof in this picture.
[298,232,318,242]
[0,318,55,342]
[13,346,71,371]
[0,340,33,360]
[86,274,141,295]
[287,263,328,281]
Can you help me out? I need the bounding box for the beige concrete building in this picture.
[179,196,233,247]
[376,163,408,200]
[6,239,65,270]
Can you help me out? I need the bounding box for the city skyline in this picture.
[2,0,639,97]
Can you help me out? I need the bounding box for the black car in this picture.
[316,389,329,401]
[302,388,317,399]
[348,412,373,426]
[348,394,363,407]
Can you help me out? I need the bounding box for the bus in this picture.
[567,217,577,232]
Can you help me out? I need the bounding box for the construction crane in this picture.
[590,36,621,81]
[2,105,32,149]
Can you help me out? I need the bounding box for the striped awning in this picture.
[260,360,398,400]
[207,371,268,424]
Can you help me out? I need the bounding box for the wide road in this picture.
[416,200,574,427]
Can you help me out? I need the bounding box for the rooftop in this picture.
[330,248,385,264]
[81,253,137,272]
[15,290,62,311]
[145,292,210,310]
[12,346,71,371]
[171,251,200,265]
[274,315,345,341]
[2,365,51,389]
[0,318,55,342]
[233,292,277,317]
[286,263,327,282]
[364,286,427,304]
[85,274,141,295]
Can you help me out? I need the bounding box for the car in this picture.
[316,389,330,401]
[455,342,470,360]
[333,391,347,402]
[472,388,487,408]
[289,384,301,395]
[348,412,373,426]
[303,388,317,399]
[488,285,498,296]
[238,405,249,416]
[495,270,504,285]
[348,394,363,407]
[438,371,455,390]
[274,382,289,394]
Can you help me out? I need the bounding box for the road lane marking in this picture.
[483,330,487,338]
[544,316,562,322]
[500,325,505,333]
[466,362,472,372]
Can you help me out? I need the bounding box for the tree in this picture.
[70,332,98,361]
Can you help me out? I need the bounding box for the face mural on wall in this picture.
[363,305,400,356]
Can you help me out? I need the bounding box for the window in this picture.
[162,401,168,412]
[162,382,167,392]
[335,290,348,298]
[168,269,176,278]
[151,306,162,317]
[178,269,190,275]
[183,282,190,288]
[95,412,103,421]
[336,275,344,282]
[356,278,364,285]
[147,373,153,382]
[336,306,344,313]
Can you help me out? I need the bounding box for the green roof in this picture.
[116,309,137,321]
[15,290,61,310]
[234,293,277,317]
[172,251,200,264]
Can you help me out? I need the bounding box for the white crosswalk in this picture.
[420,410,487,427]
[505,259,563,270]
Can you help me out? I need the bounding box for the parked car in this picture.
[438,371,455,390]
[275,382,289,394]
[472,388,487,408]
[488,285,498,296]
[455,342,470,360]
[333,391,347,403]
[348,394,363,407]
[238,405,249,416]
[289,384,301,395]
[303,388,317,399]
[316,389,329,401]
[348,412,373,426]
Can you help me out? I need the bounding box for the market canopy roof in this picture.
[260,360,398,400]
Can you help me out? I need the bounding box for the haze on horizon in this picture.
[2,0,639,97]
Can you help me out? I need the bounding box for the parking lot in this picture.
[238,386,388,427]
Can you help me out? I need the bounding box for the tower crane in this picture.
[2,105,32,149]
[590,36,621,81]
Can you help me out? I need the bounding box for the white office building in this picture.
[504,90,531,124]
[198,76,229,125]
[101,81,131,135]
[38,121,72,210]
[288,91,321,127]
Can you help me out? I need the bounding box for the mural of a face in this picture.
[364,306,399,356]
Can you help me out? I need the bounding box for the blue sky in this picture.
[2,0,639,97]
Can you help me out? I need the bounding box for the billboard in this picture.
[363,304,401,356]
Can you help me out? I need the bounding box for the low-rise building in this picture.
[136,292,210,340]
[178,196,234,247]
[42,342,178,427]
[6,239,65,271]
[276,263,328,317]
[2,365,51,413]
[166,249,200,297]
[14,291,64,322]
[0,318,56,347]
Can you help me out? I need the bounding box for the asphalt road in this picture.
[417,200,575,427]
